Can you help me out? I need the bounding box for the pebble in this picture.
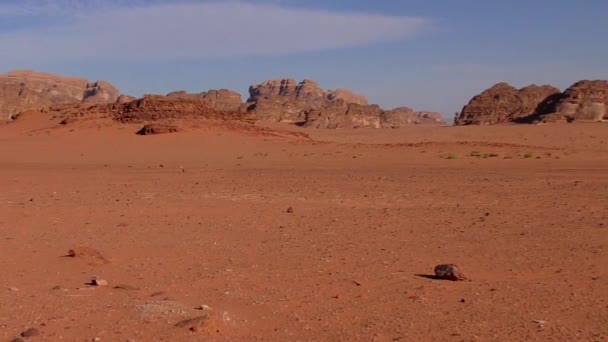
[92,278,109,287]
[175,315,209,328]
[286,207,294,213]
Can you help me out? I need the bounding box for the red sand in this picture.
[1,117,607,341]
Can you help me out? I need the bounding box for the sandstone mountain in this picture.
[0,70,120,121]
[244,79,336,123]
[537,80,608,122]
[455,80,608,125]
[116,95,137,104]
[2,72,444,128]
[303,104,444,129]
[454,83,561,125]
[244,78,444,127]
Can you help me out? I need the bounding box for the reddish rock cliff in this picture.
[455,83,560,125]
[166,89,242,112]
[0,70,119,120]
[245,78,444,127]
[537,80,608,122]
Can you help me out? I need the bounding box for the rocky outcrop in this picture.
[0,70,119,120]
[82,81,120,104]
[382,108,445,127]
[166,89,242,112]
[303,103,445,129]
[136,123,179,135]
[17,94,254,125]
[537,80,608,122]
[114,95,253,123]
[326,88,368,106]
[455,83,561,125]
[245,78,444,127]
[115,95,137,104]
[303,101,384,129]
[244,79,330,123]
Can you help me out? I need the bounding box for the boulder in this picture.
[455,83,560,125]
[0,70,119,120]
[433,264,467,281]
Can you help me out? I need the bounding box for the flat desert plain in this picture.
[1,117,607,341]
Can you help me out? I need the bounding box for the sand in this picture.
[0,116,607,341]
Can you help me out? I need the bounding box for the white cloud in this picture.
[0,1,430,62]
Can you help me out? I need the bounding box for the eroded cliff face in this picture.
[536,80,608,122]
[166,89,243,112]
[455,80,608,125]
[0,70,119,120]
[454,83,561,125]
[2,72,446,128]
[244,78,444,127]
[14,94,254,125]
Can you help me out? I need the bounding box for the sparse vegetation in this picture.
[469,151,499,158]
[444,153,458,160]
[523,152,533,159]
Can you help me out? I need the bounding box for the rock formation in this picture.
[3,73,445,128]
[16,94,254,125]
[166,89,242,112]
[326,88,369,106]
[382,108,445,127]
[303,103,445,129]
[537,80,608,122]
[303,101,385,129]
[115,95,251,123]
[455,83,561,125]
[0,70,119,121]
[244,79,330,123]
[116,95,137,104]
[245,78,444,127]
[136,123,179,135]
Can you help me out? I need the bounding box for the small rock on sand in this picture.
[433,264,467,281]
[66,247,109,264]
[91,278,108,287]
[175,315,209,328]
[21,328,40,337]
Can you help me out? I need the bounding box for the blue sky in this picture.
[1,0,607,118]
